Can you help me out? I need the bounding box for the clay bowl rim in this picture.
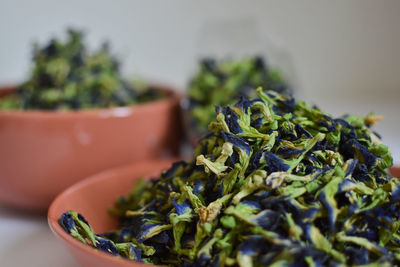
[0,84,180,119]
[47,160,177,266]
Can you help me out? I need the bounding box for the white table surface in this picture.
[0,100,398,267]
[0,205,77,267]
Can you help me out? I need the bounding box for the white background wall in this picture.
[0,0,399,162]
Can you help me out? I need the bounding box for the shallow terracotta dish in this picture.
[48,163,399,267]
[48,159,177,267]
[0,86,182,212]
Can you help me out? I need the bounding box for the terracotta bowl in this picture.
[0,86,183,212]
[48,163,400,267]
[48,159,177,267]
[391,166,400,178]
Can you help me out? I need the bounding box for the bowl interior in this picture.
[48,159,176,266]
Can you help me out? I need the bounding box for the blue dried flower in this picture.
[251,210,281,230]
[220,131,251,154]
[392,186,400,202]
[263,151,290,173]
[137,224,160,243]
[276,147,305,159]
[193,179,205,194]
[128,245,142,261]
[148,231,169,244]
[241,200,261,210]
[317,119,336,133]
[171,198,191,215]
[295,123,313,139]
[221,106,243,133]
[344,159,358,177]
[238,235,266,255]
[235,96,261,113]
[338,179,357,193]
[95,237,119,255]
[59,212,75,234]
[341,139,378,169]
[278,97,296,111]
[335,118,353,129]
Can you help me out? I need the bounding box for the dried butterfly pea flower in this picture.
[61,88,399,266]
[187,57,291,135]
[0,29,165,110]
[59,211,96,246]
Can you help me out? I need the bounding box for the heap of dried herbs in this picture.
[187,57,290,134]
[60,88,399,266]
[0,29,164,110]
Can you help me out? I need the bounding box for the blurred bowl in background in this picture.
[182,19,298,147]
[48,159,175,267]
[391,166,400,177]
[0,85,183,212]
